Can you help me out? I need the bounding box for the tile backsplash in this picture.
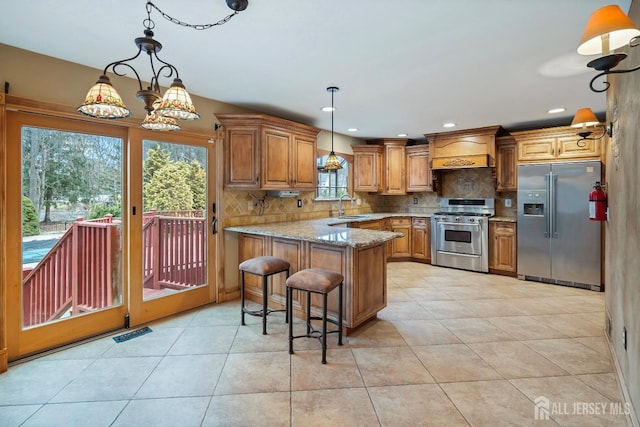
[441,168,517,217]
[222,190,382,227]
[223,167,517,226]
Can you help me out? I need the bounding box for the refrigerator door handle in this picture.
[544,174,550,238]
[551,174,558,238]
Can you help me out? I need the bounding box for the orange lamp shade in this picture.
[578,4,640,55]
[571,108,600,128]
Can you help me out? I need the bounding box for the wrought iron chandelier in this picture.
[77,0,249,130]
[323,86,343,171]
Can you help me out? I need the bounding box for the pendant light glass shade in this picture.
[578,4,640,55]
[323,152,343,171]
[323,86,343,171]
[155,78,200,120]
[141,112,181,131]
[77,75,131,119]
[571,108,600,127]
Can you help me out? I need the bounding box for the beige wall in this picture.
[606,1,640,420]
[0,43,251,133]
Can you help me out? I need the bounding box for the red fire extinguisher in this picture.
[589,181,607,221]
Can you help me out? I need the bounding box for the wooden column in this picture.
[0,92,8,373]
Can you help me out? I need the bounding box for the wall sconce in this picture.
[571,108,612,146]
[578,4,640,92]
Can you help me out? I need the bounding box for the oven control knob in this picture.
[455,216,461,222]
[469,217,475,223]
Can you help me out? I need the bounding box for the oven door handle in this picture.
[435,251,481,258]
[438,222,482,228]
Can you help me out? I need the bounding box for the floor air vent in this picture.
[113,327,152,343]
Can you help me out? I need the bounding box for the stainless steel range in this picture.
[431,198,495,273]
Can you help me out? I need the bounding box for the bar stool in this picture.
[239,256,290,335]
[286,268,343,364]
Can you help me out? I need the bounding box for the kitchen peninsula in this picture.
[225,217,402,332]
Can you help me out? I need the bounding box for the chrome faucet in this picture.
[338,194,354,217]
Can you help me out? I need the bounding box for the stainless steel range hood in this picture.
[267,190,300,198]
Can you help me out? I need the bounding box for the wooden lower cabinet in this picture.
[411,217,430,261]
[238,233,387,331]
[271,237,303,308]
[238,233,267,292]
[488,221,517,276]
[390,217,411,258]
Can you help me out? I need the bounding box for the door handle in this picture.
[211,218,218,235]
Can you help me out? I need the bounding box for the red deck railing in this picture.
[23,211,206,327]
[22,216,119,327]
[143,215,206,291]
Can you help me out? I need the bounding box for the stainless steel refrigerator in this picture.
[517,160,602,291]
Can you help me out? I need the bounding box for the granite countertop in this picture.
[225,216,403,248]
[225,213,518,247]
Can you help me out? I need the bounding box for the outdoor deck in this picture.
[22,211,206,327]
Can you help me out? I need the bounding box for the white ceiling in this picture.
[0,0,632,140]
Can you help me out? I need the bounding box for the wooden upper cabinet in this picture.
[262,128,291,189]
[352,144,384,192]
[353,138,409,194]
[495,135,517,191]
[513,125,603,163]
[556,134,602,160]
[405,145,432,192]
[291,134,317,189]
[216,114,320,190]
[223,127,260,189]
[383,141,407,195]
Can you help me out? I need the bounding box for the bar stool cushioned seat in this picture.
[286,268,343,364]
[240,256,290,335]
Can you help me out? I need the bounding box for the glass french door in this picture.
[5,113,218,360]
[127,129,217,326]
[6,112,128,360]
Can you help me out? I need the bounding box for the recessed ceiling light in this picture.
[397,133,408,137]
[347,128,358,132]
[547,107,566,114]
[443,122,456,128]
[321,106,335,112]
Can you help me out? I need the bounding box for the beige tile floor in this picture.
[0,262,632,426]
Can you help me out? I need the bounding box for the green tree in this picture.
[188,159,206,210]
[21,127,123,222]
[88,195,121,220]
[22,196,40,236]
[143,145,171,184]
[144,162,193,211]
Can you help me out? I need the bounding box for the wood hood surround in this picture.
[425,125,502,170]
